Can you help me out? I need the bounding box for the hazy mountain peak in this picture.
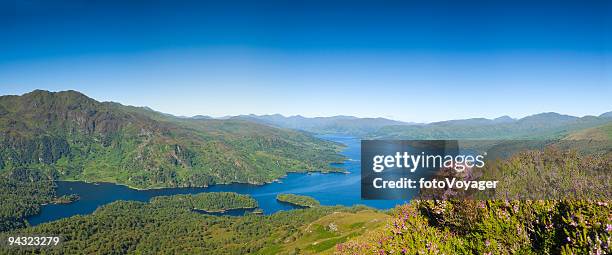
[519,112,577,123]
[191,115,212,120]
[493,115,515,123]
[432,118,495,126]
[600,111,612,118]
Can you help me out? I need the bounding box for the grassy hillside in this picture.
[256,209,389,254]
[564,122,612,141]
[0,90,345,189]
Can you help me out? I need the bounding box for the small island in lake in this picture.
[50,194,80,204]
[276,194,320,208]
[150,192,258,213]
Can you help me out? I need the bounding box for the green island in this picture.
[49,194,80,204]
[150,192,258,212]
[276,194,321,208]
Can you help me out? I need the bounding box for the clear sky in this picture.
[0,0,610,122]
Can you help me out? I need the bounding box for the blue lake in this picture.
[28,135,406,225]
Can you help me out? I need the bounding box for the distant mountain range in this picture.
[368,112,612,140]
[228,114,415,136]
[0,90,344,189]
[200,111,612,139]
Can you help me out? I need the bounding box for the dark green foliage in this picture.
[1,135,70,165]
[150,192,257,212]
[0,90,345,189]
[0,168,56,232]
[276,194,320,208]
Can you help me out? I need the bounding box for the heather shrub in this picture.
[336,200,611,255]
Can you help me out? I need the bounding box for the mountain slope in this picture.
[0,90,345,189]
[564,122,612,141]
[553,122,612,155]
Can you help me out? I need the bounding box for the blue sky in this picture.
[0,0,610,122]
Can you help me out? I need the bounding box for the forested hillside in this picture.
[0,195,371,255]
[0,90,345,189]
[0,168,56,231]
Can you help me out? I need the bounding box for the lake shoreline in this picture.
[27,135,402,226]
[56,164,349,191]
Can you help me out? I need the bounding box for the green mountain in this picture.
[368,112,612,140]
[0,90,345,189]
[231,114,414,136]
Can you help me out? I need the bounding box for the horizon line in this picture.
[2,89,611,124]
